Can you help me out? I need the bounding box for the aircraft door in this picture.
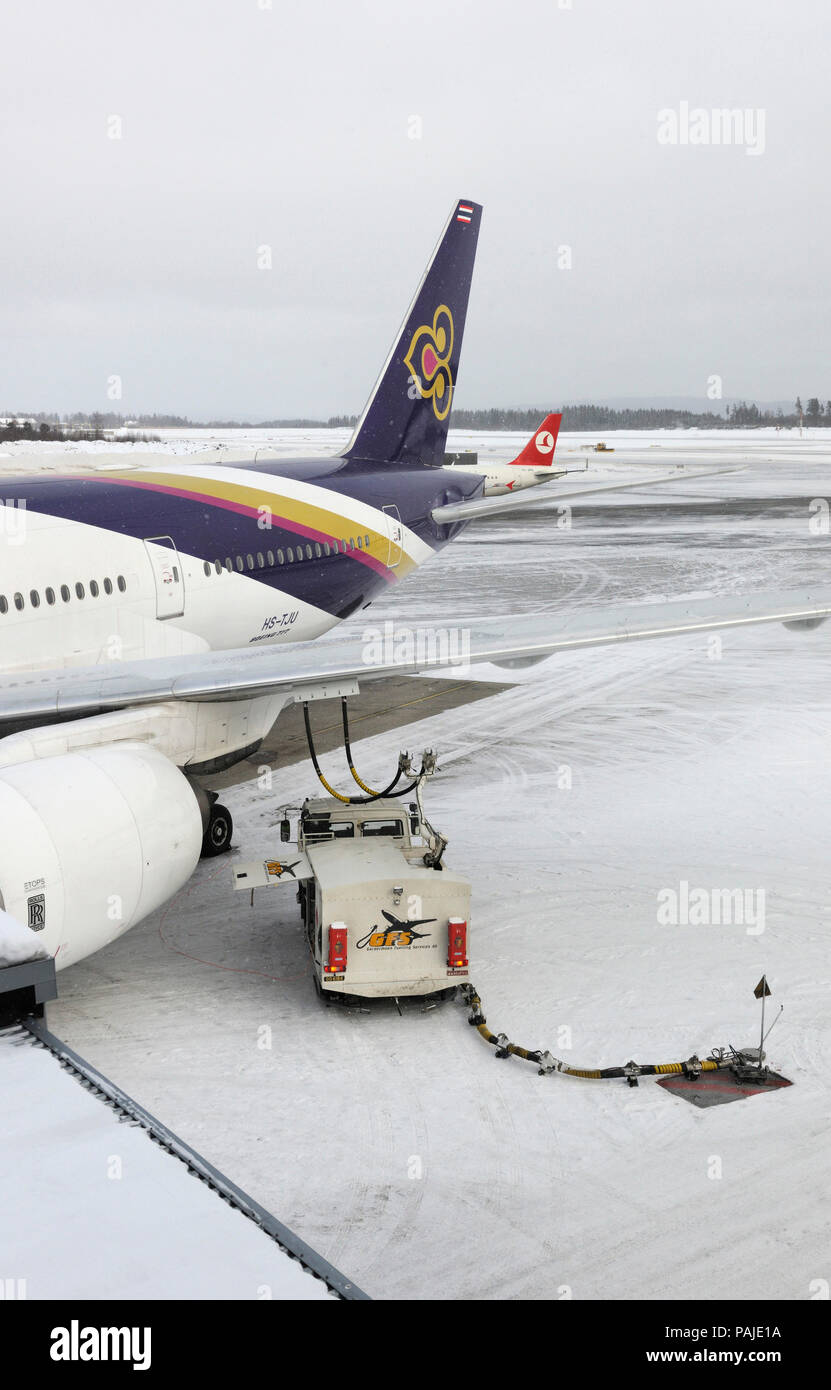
[382,504,403,568]
[143,536,185,619]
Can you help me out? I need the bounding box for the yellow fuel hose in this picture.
[461,987,722,1082]
[303,701,426,805]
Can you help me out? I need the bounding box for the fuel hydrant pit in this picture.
[657,1067,792,1109]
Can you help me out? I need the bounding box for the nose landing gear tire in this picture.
[202,803,233,857]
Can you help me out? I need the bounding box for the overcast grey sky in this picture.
[1,0,829,419]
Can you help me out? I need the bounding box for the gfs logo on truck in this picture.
[356,910,436,949]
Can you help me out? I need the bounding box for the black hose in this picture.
[340,698,405,799]
[303,702,425,805]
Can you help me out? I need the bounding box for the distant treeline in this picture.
[0,410,358,428]
[449,398,831,431]
[0,411,358,435]
[3,398,831,436]
[0,419,158,443]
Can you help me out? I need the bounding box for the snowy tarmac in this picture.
[42,432,831,1301]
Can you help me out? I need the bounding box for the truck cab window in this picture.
[361,819,404,838]
[303,817,355,841]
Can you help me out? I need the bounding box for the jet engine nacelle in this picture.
[0,743,203,970]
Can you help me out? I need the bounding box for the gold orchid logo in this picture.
[403,304,454,421]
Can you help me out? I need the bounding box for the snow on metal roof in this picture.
[2,1025,361,1300]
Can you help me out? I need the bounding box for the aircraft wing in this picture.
[2,586,831,723]
[432,465,740,522]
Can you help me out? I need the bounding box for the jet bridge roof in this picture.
[1,1019,366,1300]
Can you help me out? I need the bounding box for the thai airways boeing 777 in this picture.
[1,198,829,972]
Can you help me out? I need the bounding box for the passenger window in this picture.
[172,566,179,582]
[45,587,55,604]
[266,550,274,566]
[365,534,370,547]
[349,538,355,551]
[203,561,211,576]
[361,819,404,838]
[61,585,70,602]
[324,542,330,557]
[30,590,40,607]
[236,556,244,572]
[225,558,233,572]
[277,549,285,564]
[89,580,99,597]
[0,596,7,614]
[257,552,264,568]
[215,560,222,574]
[357,536,362,549]
[14,592,24,610]
[103,577,113,594]
[287,547,294,562]
[314,542,321,558]
[75,583,85,599]
[246,555,254,571]
[117,576,126,592]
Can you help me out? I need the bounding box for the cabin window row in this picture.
[202,535,373,577]
[0,575,128,614]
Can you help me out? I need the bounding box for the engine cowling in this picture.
[0,743,203,970]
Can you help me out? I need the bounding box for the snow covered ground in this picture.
[30,436,831,1299]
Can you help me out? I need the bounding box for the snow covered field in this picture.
[33,435,831,1300]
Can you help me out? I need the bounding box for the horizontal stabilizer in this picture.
[431,464,742,523]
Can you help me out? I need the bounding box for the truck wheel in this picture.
[202,803,233,857]
[313,974,333,1005]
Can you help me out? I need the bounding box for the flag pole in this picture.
[759,978,766,1064]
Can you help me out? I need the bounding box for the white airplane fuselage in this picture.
[441,460,565,496]
[0,460,448,677]
[0,455,481,969]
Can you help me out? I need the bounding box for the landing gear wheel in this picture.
[202,803,233,857]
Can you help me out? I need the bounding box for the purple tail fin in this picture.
[342,198,482,467]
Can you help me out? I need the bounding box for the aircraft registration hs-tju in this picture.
[1,198,830,973]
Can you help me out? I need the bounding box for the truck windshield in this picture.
[361,819,404,838]
[305,819,354,840]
